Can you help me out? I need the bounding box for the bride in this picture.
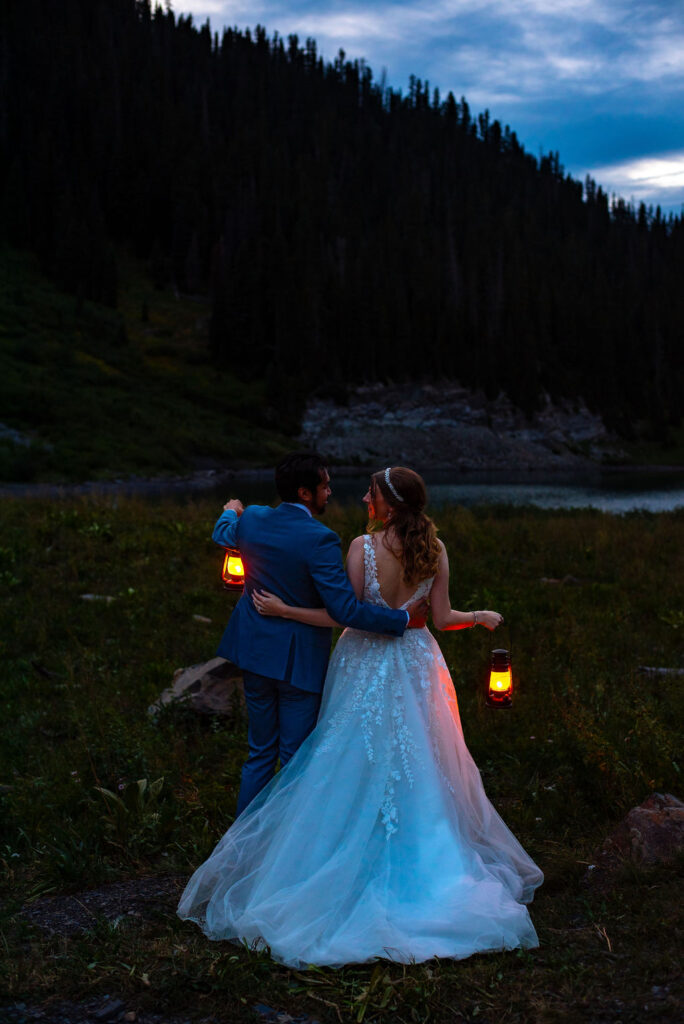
[178,467,543,967]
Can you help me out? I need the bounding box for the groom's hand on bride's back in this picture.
[406,597,430,628]
[223,499,244,515]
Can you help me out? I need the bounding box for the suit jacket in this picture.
[212,503,408,693]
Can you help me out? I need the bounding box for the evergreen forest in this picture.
[3,0,683,439]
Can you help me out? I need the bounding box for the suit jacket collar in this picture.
[279,501,313,517]
[276,502,314,518]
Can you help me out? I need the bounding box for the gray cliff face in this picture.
[299,383,616,471]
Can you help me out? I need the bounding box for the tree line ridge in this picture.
[2,0,682,439]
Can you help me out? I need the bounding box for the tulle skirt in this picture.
[178,627,543,967]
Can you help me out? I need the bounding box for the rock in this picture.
[298,382,616,471]
[0,997,199,1024]
[149,657,245,717]
[599,793,684,867]
[254,1006,320,1024]
[93,998,125,1021]
[0,422,36,447]
[638,666,684,676]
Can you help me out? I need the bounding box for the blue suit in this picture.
[212,503,408,813]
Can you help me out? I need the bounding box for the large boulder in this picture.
[599,792,684,867]
[149,657,245,717]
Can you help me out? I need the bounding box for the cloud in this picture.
[284,11,391,43]
[583,150,684,208]
[183,1,684,104]
[175,1,684,208]
[176,0,237,15]
[175,1,684,96]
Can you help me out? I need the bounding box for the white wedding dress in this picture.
[178,536,543,967]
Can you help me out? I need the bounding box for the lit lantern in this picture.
[486,648,513,708]
[221,547,245,591]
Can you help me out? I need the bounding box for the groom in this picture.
[212,451,421,815]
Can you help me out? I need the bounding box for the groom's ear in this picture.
[297,485,313,505]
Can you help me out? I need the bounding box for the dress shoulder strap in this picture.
[362,534,384,605]
[362,533,376,580]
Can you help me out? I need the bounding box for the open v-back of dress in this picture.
[178,535,543,967]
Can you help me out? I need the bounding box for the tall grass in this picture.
[1,498,682,1021]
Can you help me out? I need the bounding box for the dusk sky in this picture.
[177,0,684,214]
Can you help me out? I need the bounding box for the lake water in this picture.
[211,469,684,514]
[4,467,682,512]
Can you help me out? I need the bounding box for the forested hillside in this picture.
[2,0,683,438]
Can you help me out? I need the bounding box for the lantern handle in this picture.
[498,618,512,657]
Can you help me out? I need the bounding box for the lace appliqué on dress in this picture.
[315,535,435,838]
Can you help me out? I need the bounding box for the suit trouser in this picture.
[236,670,321,816]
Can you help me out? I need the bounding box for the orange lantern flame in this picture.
[221,547,245,591]
[487,648,513,708]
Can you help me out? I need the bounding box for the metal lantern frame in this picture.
[221,547,245,591]
[486,647,513,709]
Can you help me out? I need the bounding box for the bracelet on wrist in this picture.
[472,611,478,626]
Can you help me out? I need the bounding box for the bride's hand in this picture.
[252,589,289,618]
[406,596,430,628]
[478,610,504,631]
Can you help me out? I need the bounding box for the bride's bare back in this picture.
[343,529,429,610]
[371,529,426,608]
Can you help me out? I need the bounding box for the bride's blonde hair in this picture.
[368,467,441,584]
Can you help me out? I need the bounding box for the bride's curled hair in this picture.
[369,467,441,584]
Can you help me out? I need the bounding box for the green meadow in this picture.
[1,498,682,1021]
[0,249,290,483]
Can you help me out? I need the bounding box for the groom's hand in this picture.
[406,597,430,628]
[223,498,244,516]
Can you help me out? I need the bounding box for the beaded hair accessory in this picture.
[384,467,404,503]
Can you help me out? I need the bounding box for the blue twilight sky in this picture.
[178,0,684,214]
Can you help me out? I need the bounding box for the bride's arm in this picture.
[430,543,503,631]
[251,536,365,626]
[252,590,338,626]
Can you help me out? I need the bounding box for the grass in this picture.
[0,498,683,1022]
[0,248,291,482]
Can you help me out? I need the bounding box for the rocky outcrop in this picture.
[598,792,684,867]
[149,657,245,718]
[0,421,53,452]
[299,383,617,471]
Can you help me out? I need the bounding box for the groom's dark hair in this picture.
[275,451,328,502]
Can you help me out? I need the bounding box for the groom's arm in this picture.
[212,508,239,548]
[309,532,408,637]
